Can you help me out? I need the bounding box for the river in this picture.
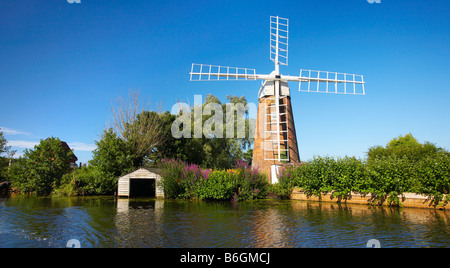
[0,195,449,248]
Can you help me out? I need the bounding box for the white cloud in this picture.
[68,142,96,152]
[6,140,96,152]
[0,127,31,136]
[12,152,24,159]
[7,140,39,149]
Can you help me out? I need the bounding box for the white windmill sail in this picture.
[270,16,289,67]
[190,64,257,81]
[299,69,365,95]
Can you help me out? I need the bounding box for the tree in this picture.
[90,128,134,178]
[159,94,255,169]
[101,93,254,172]
[367,133,447,163]
[0,131,8,156]
[110,89,165,167]
[0,131,13,181]
[55,129,130,196]
[149,111,192,164]
[9,137,74,194]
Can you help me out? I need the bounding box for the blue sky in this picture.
[0,0,449,164]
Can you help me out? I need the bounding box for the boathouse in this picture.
[117,168,164,198]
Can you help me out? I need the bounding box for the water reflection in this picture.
[288,201,450,247]
[112,199,450,248]
[0,195,449,248]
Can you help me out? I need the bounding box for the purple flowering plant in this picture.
[158,158,269,200]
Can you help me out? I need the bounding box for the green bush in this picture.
[365,156,414,205]
[329,156,367,199]
[195,170,234,200]
[158,159,187,199]
[55,166,116,196]
[277,156,416,205]
[414,152,450,205]
[234,160,269,201]
[271,164,298,199]
[275,151,450,207]
[288,156,366,199]
[367,133,445,163]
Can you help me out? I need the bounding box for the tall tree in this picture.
[9,137,74,194]
[0,131,13,181]
[367,133,448,162]
[90,128,134,178]
[161,94,254,169]
[110,90,165,167]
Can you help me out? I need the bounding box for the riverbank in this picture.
[290,187,449,210]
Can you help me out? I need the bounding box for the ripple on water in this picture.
[1,197,449,248]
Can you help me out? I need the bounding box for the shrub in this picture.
[271,164,298,199]
[276,153,450,207]
[195,170,234,200]
[366,156,414,205]
[289,156,366,199]
[158,158,187,199]
[329,156,367,199]
[414,152,450,205]
[55,166,116,196]
[233,162,269,201]
[158,158,268,201]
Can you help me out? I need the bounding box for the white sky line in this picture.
[7,140,96,152]
[0,127,31,136]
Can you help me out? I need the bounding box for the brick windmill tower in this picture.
[190,16,365,183]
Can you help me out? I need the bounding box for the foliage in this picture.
[57,128,140,197]
[287,156,367,199]
[0,132,8,182]
[164,94,254,170]
[365,156,414,205]
[110,90,165,168]
[414,152,450,206]
[158,158,268,201]
[150,112,190,164]
[0,130,15,182]
[271,164,297,199]
[365,133,449,205]
[274,134,450,207]
[157,158,188,199]
[55,166,116,196]
[195,170,235,200]
[233,159,269,201]
[90,128,135,178]
[367,133,447,163]
[9,137,74,195]
[54,128,135,196]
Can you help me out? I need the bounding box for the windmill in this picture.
[190,16,365,183]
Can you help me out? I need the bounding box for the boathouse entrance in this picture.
[117,168,164,198]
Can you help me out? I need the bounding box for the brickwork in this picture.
[252,94,300,183]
